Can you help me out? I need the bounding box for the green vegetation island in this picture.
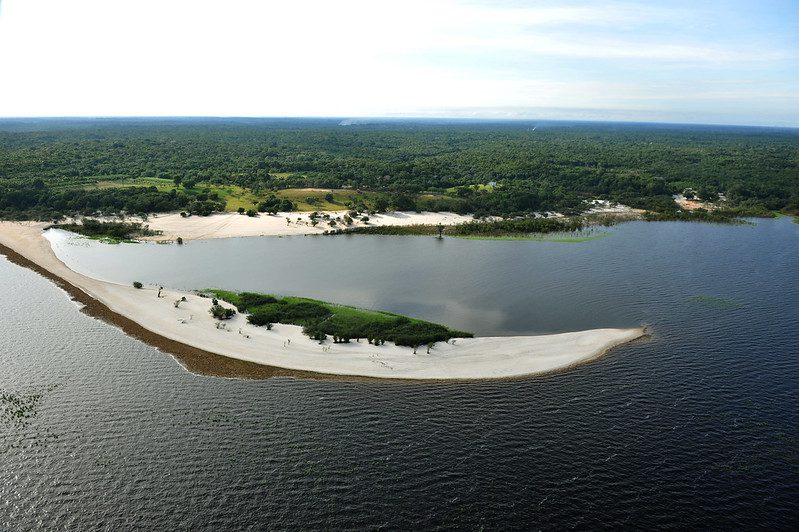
[203,290,472,349]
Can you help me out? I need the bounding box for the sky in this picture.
[0,0,797,126]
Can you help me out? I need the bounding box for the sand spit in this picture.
[139,211,475,241]
[0,222,646,380]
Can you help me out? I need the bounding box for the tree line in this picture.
[1,118,797,219]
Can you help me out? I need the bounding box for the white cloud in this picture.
[0,0,795,124]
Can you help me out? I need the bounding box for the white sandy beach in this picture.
[95,202,640,242]
[139,211,475,241]
[0,221,645,380]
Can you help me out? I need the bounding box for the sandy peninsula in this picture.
[0,221,645,380]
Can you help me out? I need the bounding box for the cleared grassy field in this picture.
[91,179,384,212]
[87,176,467,213]
[93,178,263,211]
[93,177,174,189]
[445,183,495,193]
[92,180,363,211]
[272,188,379,211]
[89,176,462,212]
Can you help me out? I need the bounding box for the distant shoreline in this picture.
[99,203,638,242]
[0,222,646,381]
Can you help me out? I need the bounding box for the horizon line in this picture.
[0,115,797,130]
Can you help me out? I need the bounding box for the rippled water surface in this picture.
[2,219,798,529]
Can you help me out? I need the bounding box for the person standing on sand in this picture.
[157,286,163,298]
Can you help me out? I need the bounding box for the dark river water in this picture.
[2,219,798,529]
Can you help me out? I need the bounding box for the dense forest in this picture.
[0,118,796,219]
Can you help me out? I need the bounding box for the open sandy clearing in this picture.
[139,211,475,241]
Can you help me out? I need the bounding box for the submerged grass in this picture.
[688,295,746,310]
[86,236,139,244]
[453,231,610,242]
[1,384,58,429]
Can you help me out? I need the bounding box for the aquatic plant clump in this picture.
[1,384,58,428]
[688,295,746,309]
[453,231,610,242]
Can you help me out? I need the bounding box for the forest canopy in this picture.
[0,118,796,219]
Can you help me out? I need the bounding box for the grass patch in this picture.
[272,188,380,211]
[93,179,264,212]
[269,172,299,180]
[688,295,746,310]
[204,289,471,347]
[92,181,382,213]
[93,177,174,189]
[445,183,495,193]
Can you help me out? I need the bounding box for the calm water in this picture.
[2,219,798,529]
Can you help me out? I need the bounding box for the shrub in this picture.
[187,200,224,216]
[280,301,331,321]
[303,321,327,341]
[210,304,235,320]
[236,292,280,311]
[247,307,282,326]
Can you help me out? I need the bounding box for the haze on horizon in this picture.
[0,0,797,127]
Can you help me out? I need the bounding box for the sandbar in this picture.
[0,221,646,380]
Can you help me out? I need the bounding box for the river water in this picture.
[1,219,797,529]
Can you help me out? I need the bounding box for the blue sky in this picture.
[0,0,797,125]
